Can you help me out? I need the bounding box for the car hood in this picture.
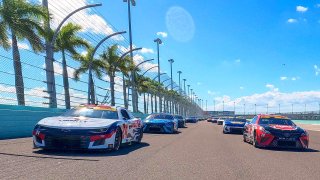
[37,116,119,129]
[262,124,304,133]
[145,119,173,124]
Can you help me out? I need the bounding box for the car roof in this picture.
[258,114,290,119]
[78,104,118,111]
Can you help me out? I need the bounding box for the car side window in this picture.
[121,109,130,120]
[251,116,257,124]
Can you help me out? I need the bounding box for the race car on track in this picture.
[185,116,198,123]
[243,115,309,149]
[217,117,225,125]
[223,117,247,134]
[32,104,143,151]
[174,115,187,128]
[143,113,179,133]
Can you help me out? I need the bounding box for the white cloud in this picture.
[133,54,158,73]
[46,0,123,41]
[287,18,298,23]
[266,84,279,92]
[8,39,30,50]
[156,32,168,38]
[291,77,299,81]
[314,65,320,76]
[296,6,308,13]
[208,90,320,113]
[280,76,288,80]
[140,48,154,54]
[43,62,76,79]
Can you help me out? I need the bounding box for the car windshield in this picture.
[61,108,118,120]
[229,118,246,122]
[259,118,294,126]
[146,114,174,120]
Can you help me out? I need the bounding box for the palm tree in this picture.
[99,45,131,106]
[0,0,48,105]
[55,23,89,109]
[73,46,105,104]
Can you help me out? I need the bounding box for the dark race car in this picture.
[243,115,309,150]
[185,116,198,123]
[174,115,187,128]
[223,118,247,134]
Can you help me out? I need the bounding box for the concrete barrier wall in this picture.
[0,104,66,140]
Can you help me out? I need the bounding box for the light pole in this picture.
[233,102,235,115]
[183,79,186,95]
[123,0,137,111]
[279,104,281,114]
[255,104,257,115]
[177,71,182,95]
[42,0,101,108]
[292,104,294,114]
[154,38,162,112]
[168,59,174,90]
[88,31,127,104]
[206,100,208,111]
[222,101,225,113]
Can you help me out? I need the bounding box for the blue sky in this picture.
[99,0,320,112]
[1,0,320,113]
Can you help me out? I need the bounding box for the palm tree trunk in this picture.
[143,93,146,114]
[11,33,25,106]
[110,73,115,106]
[122,74,128,108]
[90,76,95,104]
[154,94,157,113]
[151,94,154,114]
[61,50,70,109]
[146,93,149,113]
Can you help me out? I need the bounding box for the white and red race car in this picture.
[33,104,143,151]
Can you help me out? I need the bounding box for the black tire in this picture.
[136,128,143,143]
[252,132,259,148]
[243,134,247,142]
[113,127,122,151]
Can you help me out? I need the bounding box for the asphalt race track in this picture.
[0,122,320,180]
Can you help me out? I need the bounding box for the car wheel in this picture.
[243,134,247,142]
[253,132,259,148]
[136,128,143,143]
[113,127,122,151]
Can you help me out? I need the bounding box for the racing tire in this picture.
[252,132,260,148]
[136,128,143,144]
[112,127,122,151]
[243,134,247,142]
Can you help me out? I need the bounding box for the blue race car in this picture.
[223,117,247,134]
[143,113,178,134]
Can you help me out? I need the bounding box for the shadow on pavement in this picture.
[0,152,99,161]
[33,142,150,157]
[143,131,182,135]
[260,147,319,153]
